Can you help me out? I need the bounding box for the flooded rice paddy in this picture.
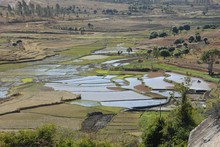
[0,54,212,109]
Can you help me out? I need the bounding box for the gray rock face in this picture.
[188,117,220,147]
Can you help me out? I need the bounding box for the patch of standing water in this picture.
[93,43,137,54]
[101,99,167,109]
[71,100,100,107]
[151,90,181,98]
[112,79,127,86]
[143,76,173,90]
[122,78,142,90]
[102,59,127,64]
[0,88,8,99]
[78,91,152,101]
[102,59,131,67]
[165,72,211,91]
[0,62,88,98]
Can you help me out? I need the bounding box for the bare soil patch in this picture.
[147,71,165,78]
[107,87,125,91]
[134,85,151,93]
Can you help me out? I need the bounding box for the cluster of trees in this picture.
[141,78,198,146]
[7,1,87,18]
[102,9,118,15]
[149,45,190,59]
[128,4,153,12]
[0,124,111,146]
[149,31,168,39]
[202,24,218,29]
[172,24,191,35]
[52,25,86,32]
[188,33,208,44]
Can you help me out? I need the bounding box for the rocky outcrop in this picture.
[188,117,220,147]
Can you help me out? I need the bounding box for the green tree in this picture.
[159,32,168,37]
[188,36,195,43]
[127,47,133,54]
[29,3,35,16]
[153,47,160,58]
[174,38,184,45]
[182,48,190,55]
[183,24,191,31]
[172,26,179,35]
[195,33,202,42]
[7,4,13,15]
[204,37,208,44]
[174,77,195,126]
[142,118,165,147]
[55,4,60,16]
[178,26,184,32]
[201,49,220,75]
[22,0,30,16]
[149,32,158,39]
[36,4,42,17]
[15,1,22,16]
[160,49,170,59]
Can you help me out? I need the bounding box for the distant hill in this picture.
[0,0,128,11]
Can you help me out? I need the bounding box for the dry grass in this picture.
[0,112,82,130]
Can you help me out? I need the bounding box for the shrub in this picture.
[149,32,158,39]
[160,49,171,59]
[188,36,195,43]
[182,49,190,55]
[195,33,202,42]
[174,38,184,45]
[158,46,168,51]
[159,32,168,37]
[141,118,165,147]
[0,124,56,146]
[173,49,182,57]
[183,24,191,31]
[168,47,175,52]
[172,26,179,34]
[203,24,218,29]
[178,26,184,31]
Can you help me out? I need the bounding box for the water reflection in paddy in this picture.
[143,76,173,90]
[151,90,181,98]
[0,56,212,108]
[122,78,142,90]
[166,72,211,91]
[45,71,212,108]
[93,43,137,55]
[101,99,167,109]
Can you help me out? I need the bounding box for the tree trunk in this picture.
[208,62,213,75]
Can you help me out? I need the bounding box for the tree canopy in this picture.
[201,49,220,75]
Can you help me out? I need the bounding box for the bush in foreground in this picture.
[0,124,111,147]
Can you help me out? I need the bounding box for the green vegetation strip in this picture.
[60,42,105,58]
[154,63,219,82]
